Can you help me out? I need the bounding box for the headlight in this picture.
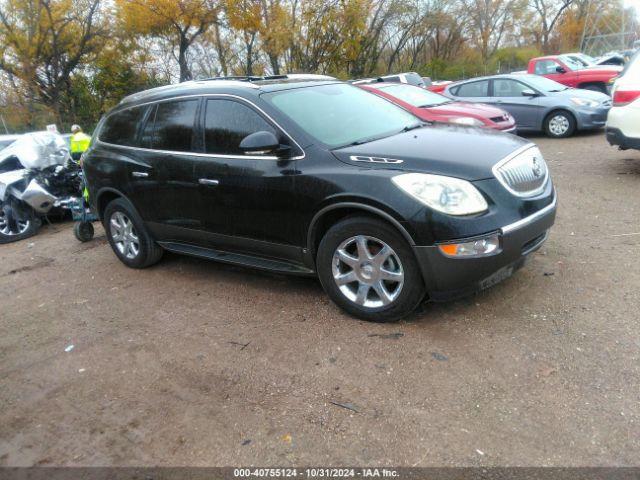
[392,173,488,215]
[571,97,599,108]
[448,117,485,127]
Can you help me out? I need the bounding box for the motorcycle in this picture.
[0,131,83,244]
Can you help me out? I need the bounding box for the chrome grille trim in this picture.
[350,155,404,164]
[492,144,549,198]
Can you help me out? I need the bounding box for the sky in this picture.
[624,0,640,17]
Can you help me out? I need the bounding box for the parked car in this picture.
[354,72,428,88]
[564,52,626,68]
[606,52,640,150]
[444,74,611,138]
[357,82,516,132]
[527,55,620,94]
[0,134,21,151]
[427,80,452,93]
[83,75,556,322]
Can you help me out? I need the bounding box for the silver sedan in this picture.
[443,74,611,138]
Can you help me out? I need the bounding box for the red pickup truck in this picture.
[527,55,620,94]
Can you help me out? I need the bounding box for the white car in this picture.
[606,53,640,150]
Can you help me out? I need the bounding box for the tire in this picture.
[316,216,425,322]
[74,221,94,242]
[0,202,41,244]
[103,198,163,268]
[544,110,576,138]
[582,84,607,94]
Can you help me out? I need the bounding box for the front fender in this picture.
[0,169,28,202]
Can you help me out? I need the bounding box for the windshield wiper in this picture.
[331,123,425,150]
[419,101,450,108]
[400,122,425,133]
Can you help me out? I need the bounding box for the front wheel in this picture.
[316,216,425,322]
[0,202,41,244]
[544,111,576,138]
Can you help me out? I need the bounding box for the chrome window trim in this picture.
[96,93,305,161]
[492,144,549,198]
[501,194,557,235]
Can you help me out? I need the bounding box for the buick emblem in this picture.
[531,157,542,177]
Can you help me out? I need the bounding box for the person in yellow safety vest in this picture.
[69,124,92,202]
[70,124,91,161]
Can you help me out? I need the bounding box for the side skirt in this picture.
[157,241,316,276]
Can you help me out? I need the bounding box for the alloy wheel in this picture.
[548,115,570,136]
[331,235,404,308]
[0,207,30,236]
[110,211,140,259]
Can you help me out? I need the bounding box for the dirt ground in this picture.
[1,131,639,467]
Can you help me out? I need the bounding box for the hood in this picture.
[577,66,620,76]
[427,101,507,119]
[553,87,610,102]
[0,132,70,170]
[332,124,531,181]
[587,64,623,73]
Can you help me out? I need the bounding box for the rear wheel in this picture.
[104,198,163,268]
[0,202,41,244]
[317,216,425,322]
[544,110,576,138]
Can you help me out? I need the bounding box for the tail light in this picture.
[612,89,640,106]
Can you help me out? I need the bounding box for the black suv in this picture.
[83,75,556,321]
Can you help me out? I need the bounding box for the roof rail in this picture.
[196,75,289,83]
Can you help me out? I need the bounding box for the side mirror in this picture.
[555,66,566,74]
[239,131,287,156]
[522,89,538,97]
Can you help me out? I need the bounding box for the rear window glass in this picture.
[149,100,198,152]
[403,73,425,87]
[100,106,147,146]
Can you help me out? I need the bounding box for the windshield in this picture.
[378,84,450,107]
[522,75,569,92]
[263,83,420,148]
[558,55,586,71]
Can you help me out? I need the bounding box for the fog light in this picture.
[438,234,500,258]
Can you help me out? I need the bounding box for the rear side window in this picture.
[204,99,277,155]
[100,106,147,146]
[456,81,489,97]
[150,100,198,152]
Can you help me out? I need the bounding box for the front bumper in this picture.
[413,195,557,301]
[576,106,610,130]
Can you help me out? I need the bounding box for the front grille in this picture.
[493,146,548,197]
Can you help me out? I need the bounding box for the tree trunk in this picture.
[178,35,192,82]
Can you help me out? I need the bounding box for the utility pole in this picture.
[0,115,8,134]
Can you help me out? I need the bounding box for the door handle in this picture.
[132,171,149,178]
[199,178,220,186]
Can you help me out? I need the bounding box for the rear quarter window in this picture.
[99,106,148,146]
[456,81,489,97]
